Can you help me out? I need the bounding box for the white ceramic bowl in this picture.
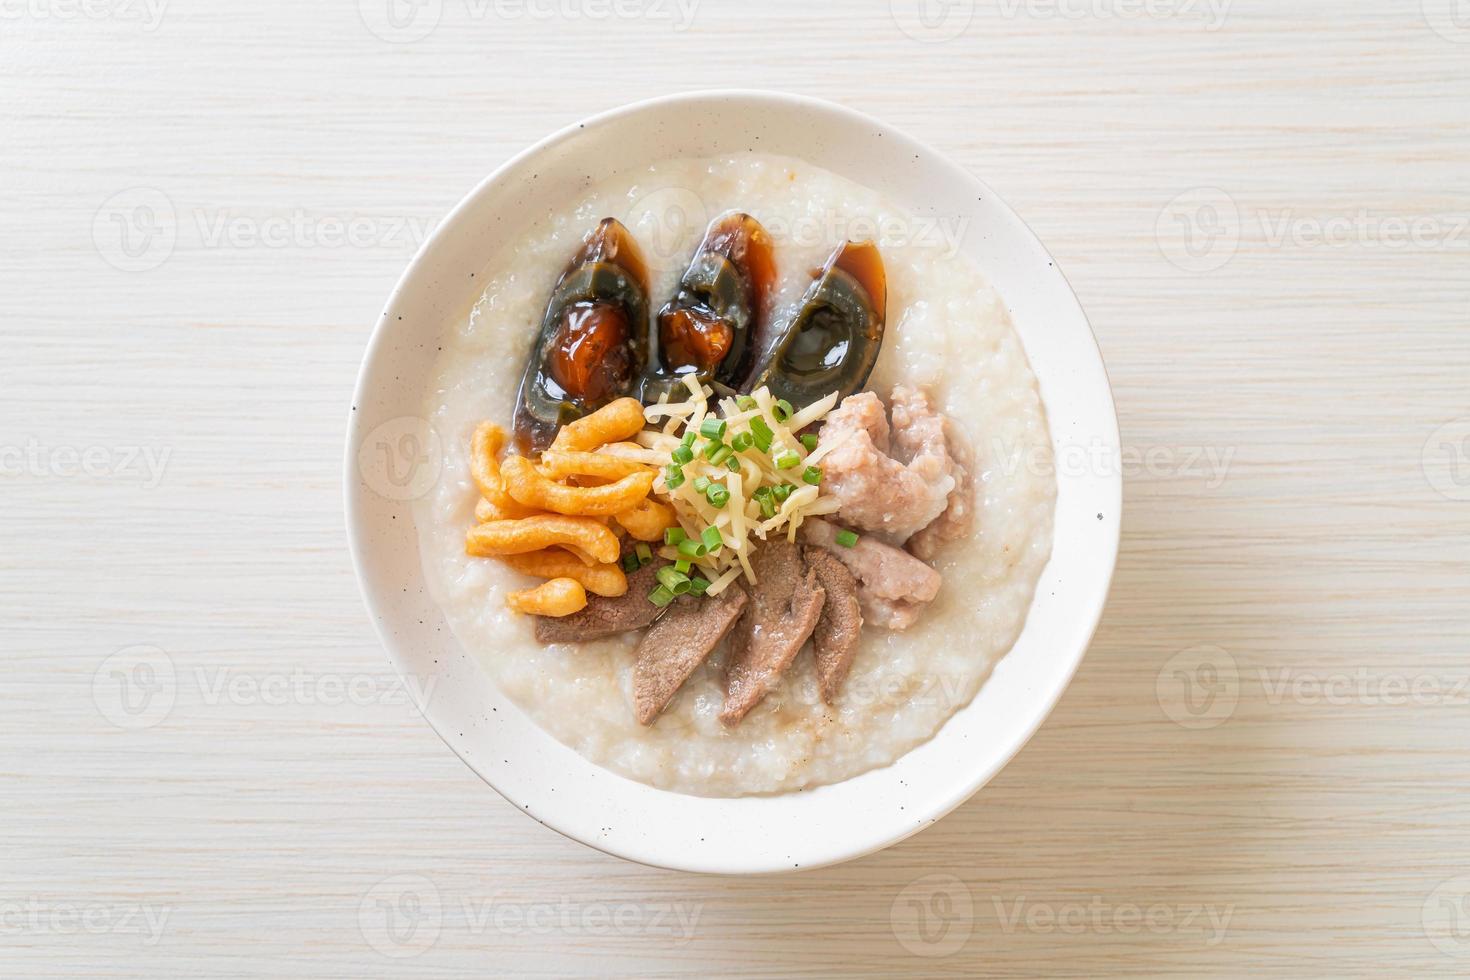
[345,91,1120,874]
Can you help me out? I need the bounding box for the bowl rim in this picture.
[344,88,1121,874]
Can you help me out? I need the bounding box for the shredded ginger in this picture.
[638,377,841,594]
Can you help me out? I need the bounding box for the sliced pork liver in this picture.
[803,546,863,703]
[633,584,748,726]
[533,559,664,643]
[802,517,941,630]
[721,538,825,725]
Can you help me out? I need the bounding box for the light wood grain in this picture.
[3,0,1469,975]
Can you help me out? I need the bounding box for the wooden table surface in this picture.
[5,1,1469,975]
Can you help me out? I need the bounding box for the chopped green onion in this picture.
[735,395,757,410]
[692,475,711,494]
[774,449,801,469]
[656,565,690,592]
[665,464,685,489]
[648,584,676,607]
[835,529,859,548]
[749,417,774,453]
[757,494,777,519]
[701,525,724,552]
[699,418,727,441]
[774,399,794,422]
[635,542,653,565]
[801,433,819,453]
[622,553,640,573]
[730,431,754,452]
[725,457,742,472]
[664,527,686,546]
[677,538,708,559]
[772,483,792,503]
[675,559,692,574]
[680,429,697,448]
[803,466,823,485]
[707,445,734,467]
[706,484,730,508]
[703,439,727,460]
[689,576,711,597]
[671,444,694,464]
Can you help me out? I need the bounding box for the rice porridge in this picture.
[415,153,1055,797]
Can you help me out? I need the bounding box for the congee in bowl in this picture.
[415,153,1055,797]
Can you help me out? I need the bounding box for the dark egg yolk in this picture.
[548,301,633,403]
[659,308,734,374]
